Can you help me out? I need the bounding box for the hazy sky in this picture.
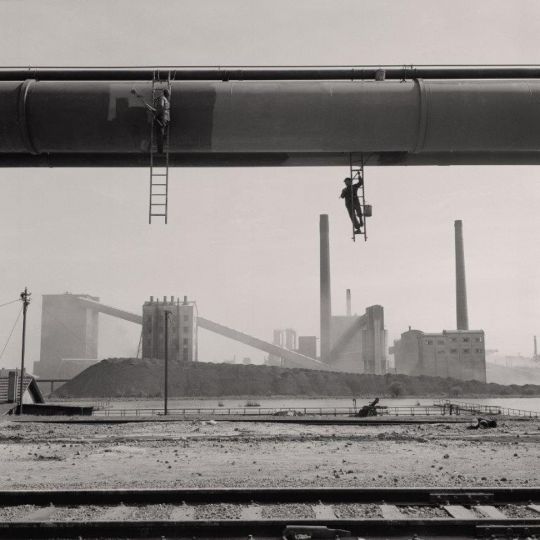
[0,0,539,370]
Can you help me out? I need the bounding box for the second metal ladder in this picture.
[349,153,369,242]
[149,71,172,224]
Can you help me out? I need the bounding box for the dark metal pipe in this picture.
[3,78,540,167]
[3,151,540,167]
[2,65,540,81]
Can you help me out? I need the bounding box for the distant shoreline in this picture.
[48,394,540,401]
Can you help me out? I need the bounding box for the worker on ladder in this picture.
[153,89,170,154]
[133,88,170,154]
[340,176,364,234]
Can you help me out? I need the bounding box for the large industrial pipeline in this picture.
[2,66,540,167]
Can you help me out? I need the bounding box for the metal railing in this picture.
[435,399,539,418]
[93,404,459,418]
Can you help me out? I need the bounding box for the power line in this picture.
[0,299,20,309]
[0,306,22,361]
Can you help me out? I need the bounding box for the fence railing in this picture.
[434,399,539,418]
[93,404,463,418]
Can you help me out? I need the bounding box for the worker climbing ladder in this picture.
[348,153,371,242]
[148,70,173,224]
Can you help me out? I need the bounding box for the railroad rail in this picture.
[0,487,538,539]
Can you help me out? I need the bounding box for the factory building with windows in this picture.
[390,329,486,382]
[390,220,487,383]
[142,296,198,363]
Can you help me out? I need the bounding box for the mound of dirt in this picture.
[51,358,540,399]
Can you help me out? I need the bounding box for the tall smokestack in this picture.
[454,220,469,330]
[320,215,331,362]
[346,289,351,316]
[534,335,538,360]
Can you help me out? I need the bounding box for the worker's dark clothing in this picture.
[154,95,170,154]
[340,181,364,230]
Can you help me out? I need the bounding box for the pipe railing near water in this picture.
[434,399,539,418]
[92,404,473,418]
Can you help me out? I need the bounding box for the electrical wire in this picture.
[0,306,22,361]
[0,299,20,309]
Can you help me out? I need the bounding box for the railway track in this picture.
[0,487,538,539]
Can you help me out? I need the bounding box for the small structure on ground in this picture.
[0,368,44,414]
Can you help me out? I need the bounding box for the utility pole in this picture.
[163,310,169,416]
[17,287,31,415]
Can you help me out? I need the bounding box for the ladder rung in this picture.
[149,82,170,224]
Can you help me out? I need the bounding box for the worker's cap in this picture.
[163,89,170,97]
[344,177,352,183]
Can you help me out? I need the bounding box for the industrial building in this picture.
[33,215,389,379]
[268,328,312,366]
[142,296,198,363]
[34,293,142,378]
[0,369,44,414]
[35,292,328,380]
[319,215,388,374]
[391,220,487,382]
[297,336,317,359]
[35,293,100,378]
[391,329,486,382]
[329,305,388,374]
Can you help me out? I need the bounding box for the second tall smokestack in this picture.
[454,220,469,330]
[320,215,331,363]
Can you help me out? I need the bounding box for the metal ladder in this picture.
[349,153,368,242]
[149,70,172,224]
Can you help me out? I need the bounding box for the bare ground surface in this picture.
[0,418,538,489]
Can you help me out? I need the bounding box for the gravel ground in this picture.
[499,504,540,518]
[0,505,38,521]
[260,504,316,519]
[130,504,176,520]
[332,504,382,518]
[49,505,103,521]
[0,502,538,521]
[194,503,243,520]
[0,418,538,489]
[398,505,449,518]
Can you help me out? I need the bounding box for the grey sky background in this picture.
[0,0,539,369]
